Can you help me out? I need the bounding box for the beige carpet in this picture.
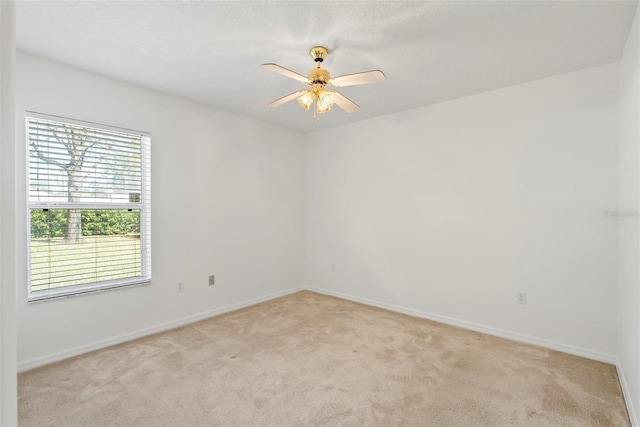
[19,291,630,426]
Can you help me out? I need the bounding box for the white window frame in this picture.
[26,111,151,302]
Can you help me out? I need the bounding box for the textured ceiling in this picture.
[16,1,639,134]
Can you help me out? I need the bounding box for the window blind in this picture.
[27,112,151,301]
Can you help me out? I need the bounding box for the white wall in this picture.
[618,4,640,425]
[15,54,305,368]
[0,1,17,425]
[305,64,620,360]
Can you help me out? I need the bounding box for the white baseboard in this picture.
[18,286,304,372]
[617,361,639,426]
[304,286,617,365]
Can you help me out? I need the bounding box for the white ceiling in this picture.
[16,1,638,134]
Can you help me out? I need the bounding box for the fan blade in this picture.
[333,92,360,113]
[330,70,386,87]
[268,90,307,108]
[262,63,308,83]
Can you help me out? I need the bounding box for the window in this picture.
[27,112,151,301]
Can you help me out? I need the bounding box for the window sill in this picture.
[27,279,151,303]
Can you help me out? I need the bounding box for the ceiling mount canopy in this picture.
[309,46,328,63]
[262,46,386,121]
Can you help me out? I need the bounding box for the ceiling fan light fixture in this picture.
[316,89,335,114]
[263,46,385,120]
[297,91,314,110]
[316,103,331,114]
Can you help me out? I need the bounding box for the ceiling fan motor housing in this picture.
[308,67,330,87]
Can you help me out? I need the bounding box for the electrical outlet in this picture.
[517,291,527,305]
[209,275,215,286]
[177,282,184,293]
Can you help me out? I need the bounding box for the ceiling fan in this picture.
[262,46,386,120]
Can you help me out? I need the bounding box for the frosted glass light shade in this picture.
[297,91,314,110]
[316,90,335,114]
